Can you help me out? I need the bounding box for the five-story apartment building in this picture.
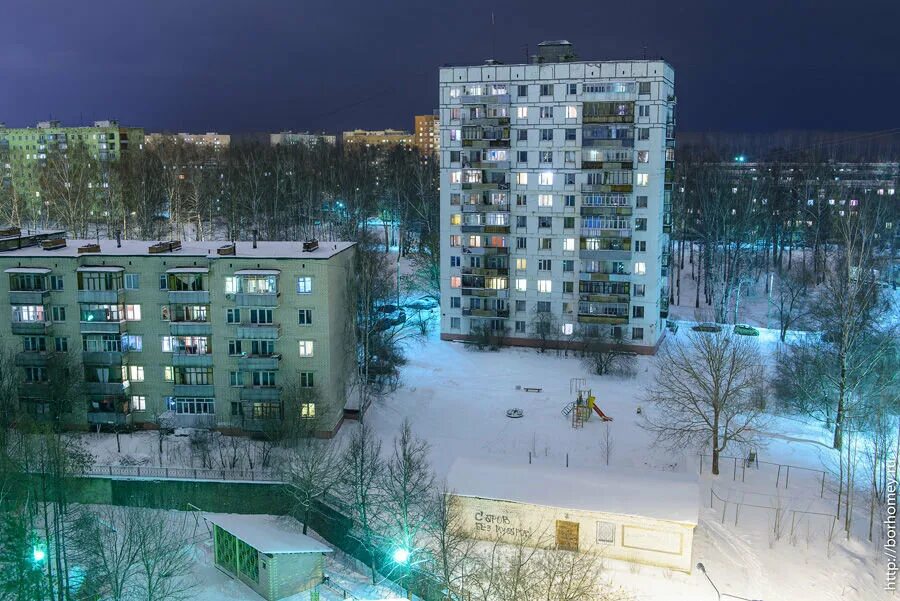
[439,41,675,352]
[0,231,355,436]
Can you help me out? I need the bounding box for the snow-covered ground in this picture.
[352,324,892,601]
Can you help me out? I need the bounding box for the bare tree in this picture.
[283,424,345,535]
[427,484,476,599]
[769,269,812,342]
[577,326,636,377]
[643,331,766,475]
[70,505,143,601]
[135,509,197,601]
[339,422,383,583]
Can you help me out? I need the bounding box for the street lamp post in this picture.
[696,563,764,601]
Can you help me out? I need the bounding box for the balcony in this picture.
[461,246,508,256]
[172,353,214,367]
[235,322,281,340]
[173,384,215,397]
[87,412,133,427]
[581,183,633,194]
[77,289,124,304]
[577,314,629,325]
[461,267,509,277]
[460,288,509,299]
[462,308,510,318]
[583,115,634,125]
[579,271,632,283]
[11,321,51,335]
[461,116,510,126]
[169,321,212,336]
[461,94,510,105]
[580,227,632,239]
[579,293,631,304]
[85,381,130,396]
[173,414,217,429]
[9,290,49,304]
[240,386,282,401]
[233,292,279,307]
[580,206,633,217]
[581,161,633,171]
[468,160,510,170]
[461,181,509,191]
[461,203,509,213]
[80,320,126,335]
[81,351,126,365]
[237,354,282,370]
[167,290,210,304]
[15,351,50,367]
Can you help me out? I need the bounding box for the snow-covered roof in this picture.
[446,457,699,524]
[203,513,333,555]
[166,267,209,274]
[2,239,354,260]
[4,267,51,274]
[76,265,124,272]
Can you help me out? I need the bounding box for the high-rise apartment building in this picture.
[270,131,337,147]
[341,129,413,149]
[0,231,355,436]
[414,114,440,156]
[439,41,676,353]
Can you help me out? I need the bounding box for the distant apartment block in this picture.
[439,41,676,353]
[0,231,356,436]
[414,114,440,156]
[341,129,413,149]
[0,120,144,196]
[270,131,337,147]
[146,132,231,149]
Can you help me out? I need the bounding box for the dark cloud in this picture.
[1,0,896,133]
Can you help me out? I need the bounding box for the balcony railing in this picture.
[577,314,629,325]
[461,203,509,213]
[580,227,632,238]
[85,381,130,396]
[77,289,124,304]
[169,321,212,336]
[581,183,633,194]
[11,321,51,335]
[172,383,215,397]
[9,290,50,304]
[461,267,509,276]
[233,291,280,307]
[240,386,282,401]
[14,351,50,367]
[80,320,126,335]
[167,290,210,304]
[461,94,510,105]
[82,350,127,365]
[172,353,214,367]
[87,412,133,427]
[237,354,282,370]
[235,322,282,340]
[462,308,510,318]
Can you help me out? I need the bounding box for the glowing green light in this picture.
[392,548,410,564]
[33,546,45,562]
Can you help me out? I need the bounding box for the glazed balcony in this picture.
[460,246,509,256]
[581,183,633,194]
[461,203,509,213]
[460,288,509,299]
[461,116,510,126]
[85,381,130,396]
[461,93,510,105]
[580,206,633,217]
[462,139,510,149]
[580,227,632,239]
[81,350,127,365]
[80,320,126,335]
[460,225,510,234]
[461,267,509,277]
[581,161,633,171]
[172,352,214,367]
[579,293,631,304]
[461,181,509,191]
[579,271,632,283]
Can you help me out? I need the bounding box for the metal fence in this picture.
[73,464,285,483]
[698,453,829,498]
[709,486,838,538]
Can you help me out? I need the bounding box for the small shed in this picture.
[204,513,332,600]
[446,457,699,572]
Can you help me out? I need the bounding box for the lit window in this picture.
[450,213,461,225]
[561,323,574,336]
[517,106,528,119]
[301,403,316,419]
[565,106,577,119]
[449,235,461,247]
[224,277,237,293]
[129,365,145,382]
[298,341,314,357]
[164,366,174,382]
[297,276,313,294]
[451,276,461,288]
[563,238,575,251]
[516,258,527,271]
[538,194,553,207]
[125,305,141,321]
[516,172,528,185]
[634,261,647,275]
[636,173,649,186]
[537,280,552,293]
[515,278,527,292]
[539,172,553,186]
[450,171,461,184]
[131,395,146,411]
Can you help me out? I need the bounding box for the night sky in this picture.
[1,0,896,134]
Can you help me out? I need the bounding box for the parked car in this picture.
[405,296,439,311]
[377,304,400,314]
[734,324,760,336]
[374,309,407,331]
[692,322,722,333]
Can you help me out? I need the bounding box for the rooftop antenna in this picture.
[524,43,529,64]
[491,12,496,60]
[642,44,648,60]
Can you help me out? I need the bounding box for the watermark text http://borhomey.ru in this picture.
[886,477,898,591]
